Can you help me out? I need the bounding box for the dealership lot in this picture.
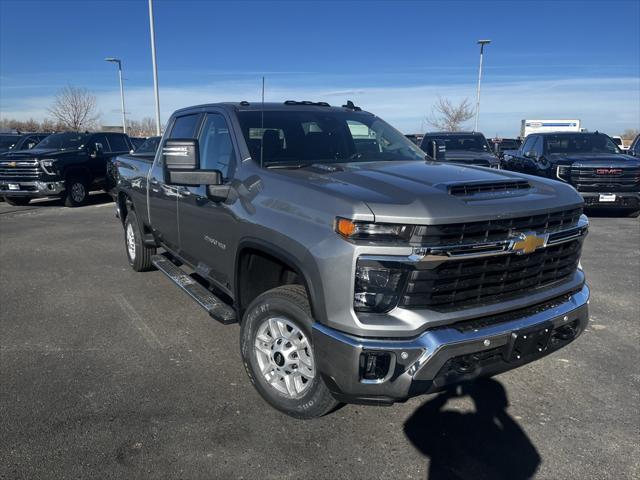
[0,198,638,479]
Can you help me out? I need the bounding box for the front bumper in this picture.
[580,191,640,209]
[0,180,65,197]
[313,284,589,405]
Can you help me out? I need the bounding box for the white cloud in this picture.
[1,76,638,137]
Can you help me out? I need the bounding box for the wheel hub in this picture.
[254,316,315,399]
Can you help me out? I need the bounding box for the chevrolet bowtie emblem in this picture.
[512,232,547,255]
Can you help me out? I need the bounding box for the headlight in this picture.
[556,165,571,182]
[354,261,406,313]
[336,218,414,241]
[40,159,56,175]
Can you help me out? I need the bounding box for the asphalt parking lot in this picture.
[0,196,638,480]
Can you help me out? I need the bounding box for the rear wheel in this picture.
[240,285,339,419]
[4,196,31,206]
[628,209,640,218]
[63,177,88,207]
[124,210,156,272]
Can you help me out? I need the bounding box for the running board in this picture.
[151,255,237,325]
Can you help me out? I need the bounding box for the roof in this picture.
[173,101,372,115]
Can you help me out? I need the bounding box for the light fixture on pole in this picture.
[105,57,127,134]
[474,39,491,132]
[148,0,161,136]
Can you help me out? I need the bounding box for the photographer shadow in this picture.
[404,379,540,480]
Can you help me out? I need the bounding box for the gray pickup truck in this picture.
[114,101,590,418]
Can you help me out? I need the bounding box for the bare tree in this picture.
[48,86,100,131]
[126,117,158,137]
[426,97,475,132]
[621,128,639,142]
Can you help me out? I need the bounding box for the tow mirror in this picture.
[163,138,199,170]
[426,139,446,161]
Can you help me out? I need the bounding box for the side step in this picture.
[151,255,237,325]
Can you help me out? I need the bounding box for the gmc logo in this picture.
[595,168,622,175]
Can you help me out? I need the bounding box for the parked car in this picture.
[114,101,589,418]
[628,134,640,157]
[0,133,50,154]
[612,136,629,152]
[0,131,132,206]
[488,137,522,159]
[106,136,161,197]
[420,132,500,167]
[502,132,640,215]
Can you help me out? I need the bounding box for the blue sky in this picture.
[1,0,639,136]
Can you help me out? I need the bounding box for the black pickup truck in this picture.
[503,132,640,215]
[0,131,132,206]
[420,132,500,168]
[114,101,589,418]
[0,133,50,154]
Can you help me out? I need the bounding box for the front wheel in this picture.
[63,178,88,207]
[240,285,339,419]
[4,196,31,206]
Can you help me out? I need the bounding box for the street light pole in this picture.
[105,57,126,134]
[148,0,161,136]
[474,39,491,132]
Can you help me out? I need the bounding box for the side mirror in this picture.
[163,138,199,170]
[89,142,104,158]
[524,150,537,159]
[427,139,446,161]
[27,142,36,149]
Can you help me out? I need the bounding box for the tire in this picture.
[627,210,640,218]
[63,177,88,207]
[4,196,31,206]
[124,210,156,272]
[240,285,339,419]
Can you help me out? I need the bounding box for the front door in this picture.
[177,111,238,294]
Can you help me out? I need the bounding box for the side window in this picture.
[521,136,536,154]
[92,134,111,152]
[533,136,544,157]
[198,113,235,178]
[169,114,201,139]
[107,134,129,152]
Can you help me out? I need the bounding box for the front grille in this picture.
[411,207,582,246]
[570,166,640,192]
[401,239,582,311]
[449,180,530,196]
[0,160,42,181]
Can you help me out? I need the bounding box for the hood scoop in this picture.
[448,179,531,197]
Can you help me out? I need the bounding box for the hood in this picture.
[270,160,583,224]
[550,153,640,168]
[0,148,78,159]
[442,150,499,165]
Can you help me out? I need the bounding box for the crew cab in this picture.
[503,131,640,215]
[114,101,590,418]
[0,133,50,154]
[0,131,132,206]
[420,132,500,168]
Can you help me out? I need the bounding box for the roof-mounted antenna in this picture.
[260,76,265,168]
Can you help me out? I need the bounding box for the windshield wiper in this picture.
[264,161,315,169]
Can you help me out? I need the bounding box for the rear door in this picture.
[148,113,203,252]
[177,110,238,293]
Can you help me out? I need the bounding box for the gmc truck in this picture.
[0,131,132,206]
[114,101,590,418]
[502,131,640,216]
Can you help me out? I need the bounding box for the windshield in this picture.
[134,136,160,155]
[544,134,621,154]
[422,134,491,153]
[35,132,91,151]
[237,110,425,166]
[0,135,20,150]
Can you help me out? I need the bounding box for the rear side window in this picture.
[169,114,201,139]
[107,134,129,152]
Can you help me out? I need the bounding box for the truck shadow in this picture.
[403,378,540,480]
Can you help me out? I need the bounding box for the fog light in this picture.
[360,351,391,380]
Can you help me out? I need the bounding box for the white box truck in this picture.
[520,119,581,138]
